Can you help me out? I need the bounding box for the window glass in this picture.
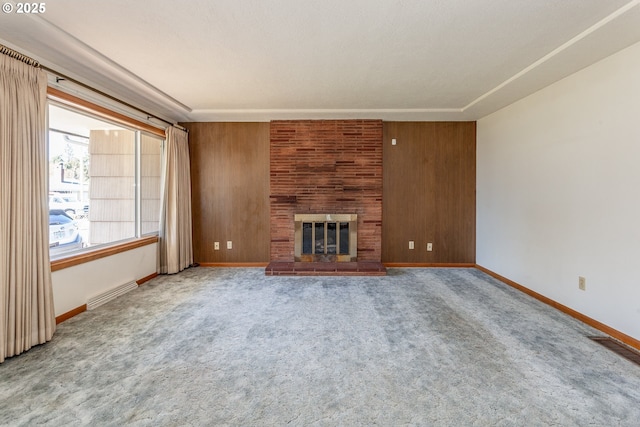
[140,133,163,235]
[49,209,82,257]
[48,103,163,258]
[88,126,136,245]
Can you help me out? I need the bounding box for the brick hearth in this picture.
[265,261,386,276]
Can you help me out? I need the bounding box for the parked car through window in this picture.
[49,209,83,256]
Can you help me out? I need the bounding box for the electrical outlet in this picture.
[427,242,433,251]
[409,240,414,250]
[227,241,232,250]
[214,242,220,250]
[578,276,586,291]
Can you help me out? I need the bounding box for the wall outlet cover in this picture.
[579,276,586,291]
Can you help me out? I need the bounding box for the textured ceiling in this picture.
[1,0,640,122]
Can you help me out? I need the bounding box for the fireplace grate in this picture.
[588,336,640,366]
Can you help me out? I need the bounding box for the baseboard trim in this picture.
[199,262,269,267]
[55,305,86,324]
[55,271,157,324]
[475,264,640,352]
[384,262,475,268]
[137,272,158,285]
[201,262,474,268]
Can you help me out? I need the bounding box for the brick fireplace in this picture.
[266,119,385,275]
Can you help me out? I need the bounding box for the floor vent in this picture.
[588,336,640,366]
[87,281,138,310]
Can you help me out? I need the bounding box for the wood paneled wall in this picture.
[185,122,270,263]
[185,121,475,265]
[382,122,476,263]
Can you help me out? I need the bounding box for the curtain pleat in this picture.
[158,126,193,274]
[1,55,55,363]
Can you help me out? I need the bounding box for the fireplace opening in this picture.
[302,222,349,255]
[295,214,357,262]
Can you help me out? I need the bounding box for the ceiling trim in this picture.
[184,0,640,122]
[32,14,193,113]
[463,0,640,112]
[192,108,463,115]
[187,108,470,122]
[0,14,192,122]
[3,1,639,123]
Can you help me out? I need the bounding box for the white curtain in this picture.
[158,126,194,274]
[0,52,56,363]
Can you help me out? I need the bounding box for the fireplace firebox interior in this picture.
[294,214,357,262]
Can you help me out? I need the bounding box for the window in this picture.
[140,133,163,235]
[48,102,164,258]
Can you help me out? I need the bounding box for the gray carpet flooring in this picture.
[1,267,640,426]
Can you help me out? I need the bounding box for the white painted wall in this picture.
[477,40,640,341]
[52,243,158,316]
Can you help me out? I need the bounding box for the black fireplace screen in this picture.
[294,214,357,262]
[302,222,350,255]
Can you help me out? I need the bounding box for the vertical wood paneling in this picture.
[382,122,476,263]
[187,121,473,265]
[185,122,270,263]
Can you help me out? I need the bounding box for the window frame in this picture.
[47,87,165,269]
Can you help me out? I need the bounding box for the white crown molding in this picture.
[189,0,640,122]
[463,0,640,113]
[187,108,471,122]
[35,15,192,113]
[0,14,192,123]
[3,1,639,123]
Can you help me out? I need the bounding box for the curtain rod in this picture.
[44,66,186,131]
[1,43,186,132]
[0,43,40,67]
